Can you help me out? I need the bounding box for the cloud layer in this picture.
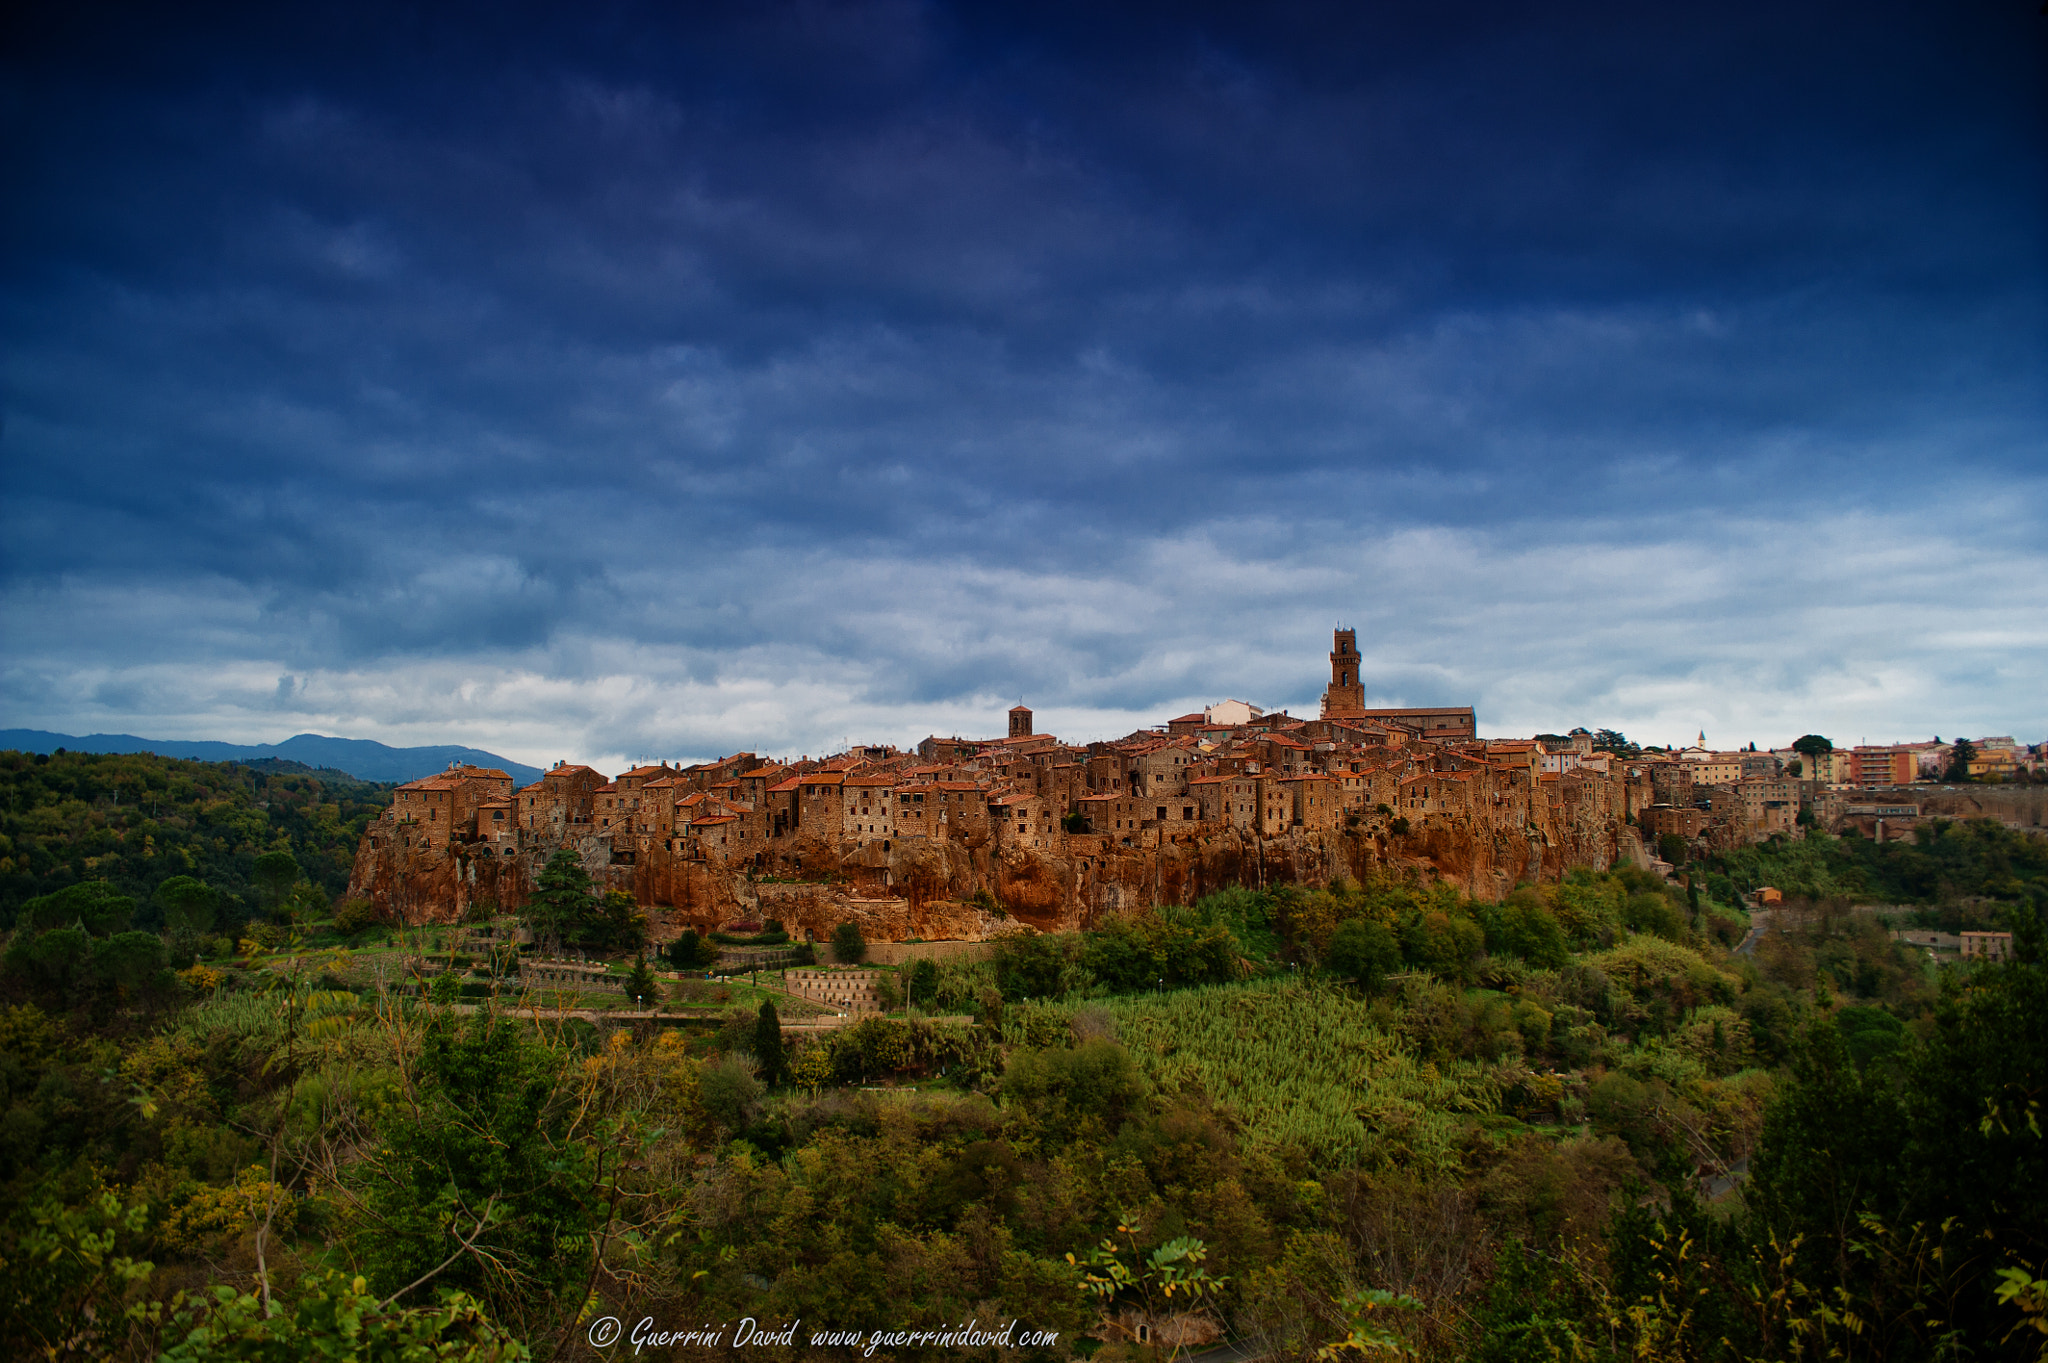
[4,0,2043,766]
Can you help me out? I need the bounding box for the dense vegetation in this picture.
[0,789,2043,1359]
[1702,818,2048,927]
[0,749,392,932]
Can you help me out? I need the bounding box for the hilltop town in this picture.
[346,630,2044,940]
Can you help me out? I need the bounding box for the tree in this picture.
[521,851,593,953]
[1792,734,1834,760]
[754,1000,785,1086]
[356,1010,595,1318]
[91,931,171,1006]
[907,958,939,1007]
[2,925,93,1004]
[1947,737,1978,783]
[20,882,133,936]
[1477,893,1569,970]
[252,849,300,918]
[831,920,867,964]
[663,929,711,970]
[1400,911,1484,983]
[623,955,658,1009]
[1591,728,1639,757]
[154,876,217,934]
[586,889,646,953]
[1326,917,1402,990]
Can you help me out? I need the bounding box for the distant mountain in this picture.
[0,729,542,786]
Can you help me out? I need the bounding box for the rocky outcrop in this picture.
[346,802,1627,939]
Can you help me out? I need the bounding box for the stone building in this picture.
[387,764,515,853]
[518,763,606,835]
[842,775,900,844]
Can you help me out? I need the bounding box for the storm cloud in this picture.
[4,0,2043,768]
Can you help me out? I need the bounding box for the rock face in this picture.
[346,803,1630,939]
[1913,785,2048,829]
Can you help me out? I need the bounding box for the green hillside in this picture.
[0,748,391,931]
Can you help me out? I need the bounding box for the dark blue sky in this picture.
[4,0,2043,766]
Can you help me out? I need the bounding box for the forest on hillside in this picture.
[1,819,2044,1362]
[0,749,392,931]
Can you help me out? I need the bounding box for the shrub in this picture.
[1001,1038,1145,1132]
[333,898,380,937]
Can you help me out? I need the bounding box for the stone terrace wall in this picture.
[784,967,888,1014]
[865,939,996,966]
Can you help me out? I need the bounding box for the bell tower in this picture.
[1008,703,1033,739]
[1321,628,1366,719]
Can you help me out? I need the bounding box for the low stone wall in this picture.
[865,940,995,966]
[521,961,614,988]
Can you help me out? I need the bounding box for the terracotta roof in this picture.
[767,777,804,793]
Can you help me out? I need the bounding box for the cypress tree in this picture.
[754,999,784,1087]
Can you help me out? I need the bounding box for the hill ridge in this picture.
[0,728,541,786]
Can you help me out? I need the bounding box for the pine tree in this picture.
[522,851,593,954]
[1947,737,1978,783]
[624,955,658,1010]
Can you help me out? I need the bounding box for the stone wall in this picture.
[865,938,997,965]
